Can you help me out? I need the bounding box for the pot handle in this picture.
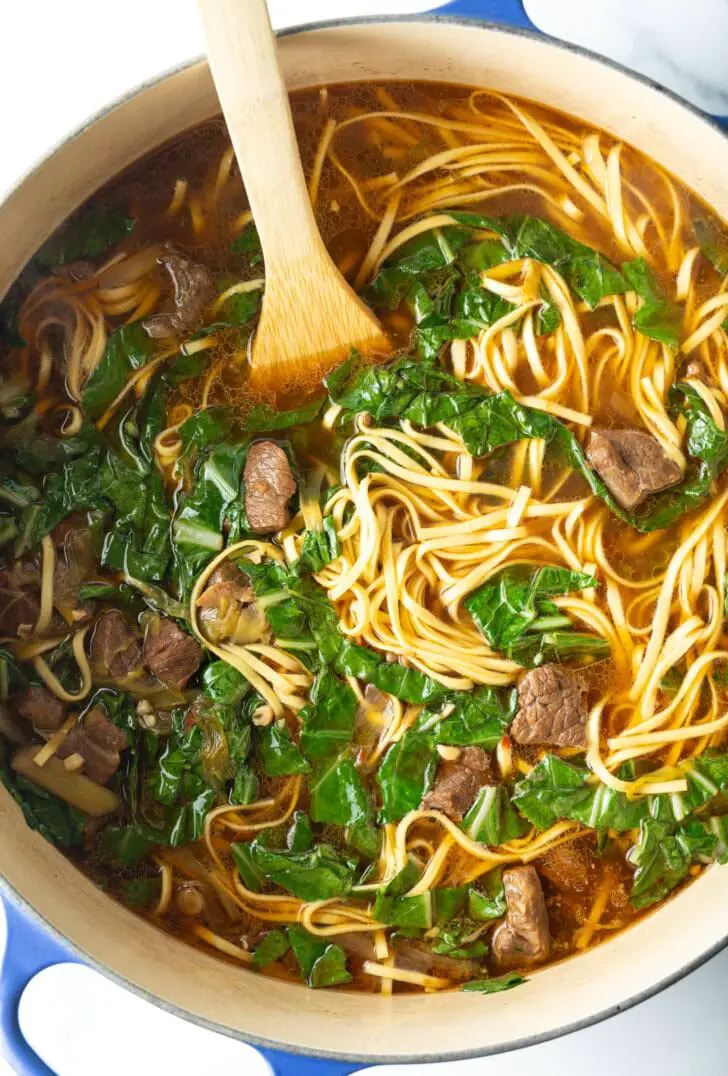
[0,895,79,1076]
[434,0,728,127]
[432,0,539,31]
[258,1046,362,1076]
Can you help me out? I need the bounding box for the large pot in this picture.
[2,3,728,1074]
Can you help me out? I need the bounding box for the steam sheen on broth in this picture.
[2,81,728,996]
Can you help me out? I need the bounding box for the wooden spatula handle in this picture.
[196,0,323,272]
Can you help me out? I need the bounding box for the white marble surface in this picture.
[3,1,728,1074]
[524,0,728,115]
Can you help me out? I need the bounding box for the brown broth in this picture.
[3,78,726,995]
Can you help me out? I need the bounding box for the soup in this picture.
[1,80,728,997]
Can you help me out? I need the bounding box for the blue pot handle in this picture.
[258,1047,362,1076]
[434,0,538,30]
[435,0,728,127]
[0,895,79,1076]
[3,4,725,1073]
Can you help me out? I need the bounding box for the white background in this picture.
[2,1,728,1073]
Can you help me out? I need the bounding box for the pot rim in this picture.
[2,11,727,1065]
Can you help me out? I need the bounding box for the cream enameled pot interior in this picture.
[2,20,728,1063]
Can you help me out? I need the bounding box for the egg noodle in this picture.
[8,84,728,993]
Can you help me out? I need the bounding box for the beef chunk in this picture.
[142,252,212,339]
[396,940,479,983]
[0,562,43,637]
[90,610,143,680]
[13,685,66,731]
[538,841,595,893]
[196,562,254,609]
[421,745,491,821]
[56,705,128,785]
[512,664,587,748]
[244,441,297,534]
[684,358,710,382]
[196,562,266,645]
[51,260,95,282]
[0,582,39,636]
[143,618,203,689]
[586,428,681,510]
[491,866,551,970]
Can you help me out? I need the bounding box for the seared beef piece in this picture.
[56,705,128,785]
[0,579,40,636]
[51,514,87,551]
[395,941,480,983]
[196,562,254,609]
[143,618,203,690]
[684,358,710,382]
[13,685,66,731]
[196,562,266,645]
[142,252,213,339]
[421,745,491,821]
[585,428,681,510]
[53,561,92,627]
[50,517,95,625]
[538,842,595,893]
[51,261,95,282]
[0,561,50,637]
[491,865,551,970]
[243,441,297,534]
[512,664,587,748]
[90,610,143,680]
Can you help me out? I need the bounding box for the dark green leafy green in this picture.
[461,972,526,994]
[143,707,219,847]
[309,754,371,827]
[297,516,340,573]
[463,565,605,666]
[377,728,438,823]
[0,648,28,700]
[693,212,728,275]
[82,321,157,418]
[172,441,249,594]
[416,687,516,749]
[308,944,352,989]
[373,889,434,929]
[177,408,232,459]
[100,460,171,582]
[121,876,162,908]
[512,755,644,832]
[230,223,263,266]
[202,661,250,706]
[235,840,355,901]
[36,205,135,267]
[258,720,310,777]
[231,841,265,891]
[628,818,716,908]
[622,258,682,347]
[231,765,259,806]
[431,918,488,959]
[246,397,324,434]
[286,925,329,983]
[468,875,506,921]
[300,669,357,758]
[513,751,728,836]
[328,354,728,534]
[99,825,158,866]
[287,810,313,852]
[0,739,87,848]
[449,212,627,308]
[461,785,529,844]
[252,929,290,967]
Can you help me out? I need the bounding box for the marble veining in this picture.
[524,0,728,116]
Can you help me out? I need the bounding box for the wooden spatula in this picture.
[196,0,391,393]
